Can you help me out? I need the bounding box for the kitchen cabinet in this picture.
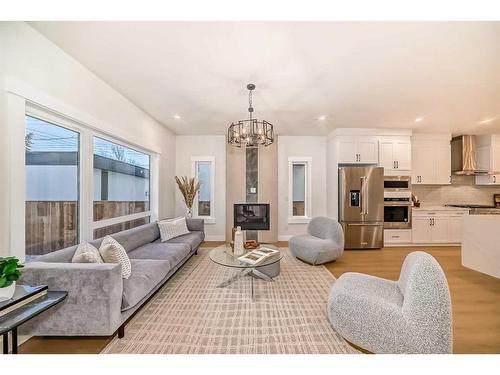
[412,209,468,244]
[412,136,451,185]
[475,135,500,185]
[412,216,433,243]
[379,136,411,173]
[338,136,378,164]
[384,229,412,245]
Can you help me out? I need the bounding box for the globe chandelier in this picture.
[227,84,274,148]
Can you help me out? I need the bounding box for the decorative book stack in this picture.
[0,285,48,318]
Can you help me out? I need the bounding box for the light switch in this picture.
[249,187,257,194]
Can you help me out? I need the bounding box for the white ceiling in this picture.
[30,21,500,136]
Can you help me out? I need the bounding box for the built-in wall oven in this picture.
[384,176,412,229]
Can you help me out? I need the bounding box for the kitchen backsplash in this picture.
[412,175,500,206]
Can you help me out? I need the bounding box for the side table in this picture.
[1,289,67,354]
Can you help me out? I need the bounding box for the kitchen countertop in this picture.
[469,208,500,215]
[412,205,470,212]
[412,205,500,214]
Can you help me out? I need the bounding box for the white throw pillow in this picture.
[72,242,103,263]
[157,217,190,242]
[99,235,132,279]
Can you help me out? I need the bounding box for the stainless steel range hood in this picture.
[451,135,495,175]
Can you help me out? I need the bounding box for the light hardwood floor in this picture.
[19,243,500,354]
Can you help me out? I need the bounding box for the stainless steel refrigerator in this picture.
[339,166,384,249]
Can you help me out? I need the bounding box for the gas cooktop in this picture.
[445,204,496,209]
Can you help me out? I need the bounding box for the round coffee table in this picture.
[209,244,283,300]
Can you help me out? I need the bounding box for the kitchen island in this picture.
[462,215,500,279]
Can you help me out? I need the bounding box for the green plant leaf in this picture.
[3,262,18,275]
[0,276,6,288]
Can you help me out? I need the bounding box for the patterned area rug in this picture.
[101,248,357,354]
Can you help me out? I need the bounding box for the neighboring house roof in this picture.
[26,151,149,179]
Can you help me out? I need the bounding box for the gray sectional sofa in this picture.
[19,218,204,338]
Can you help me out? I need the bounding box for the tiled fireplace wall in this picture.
[412,175,500,206]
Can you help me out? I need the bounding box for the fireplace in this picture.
[234,204,270,230]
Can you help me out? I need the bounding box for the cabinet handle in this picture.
[393,161,396,169]
[494,176,497,183]
[396,161,399,169]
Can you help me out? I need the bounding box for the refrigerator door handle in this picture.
[359,177,364,215]
[364,176,369,215]
[360,176,368,215]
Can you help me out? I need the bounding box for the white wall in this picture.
[0,22,176,257]
[175,135,226,241]
[326,134,339,219]
[277,136,327,241]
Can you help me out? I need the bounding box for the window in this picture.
[25,115,80,256]
[22,106,158,257]
[292,164,306,216]
[288,157,312,223]
[92,137,151,238]
[191,157,215,222]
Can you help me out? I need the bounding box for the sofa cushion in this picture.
[99,236,132,279]
[165,231,204,251]
[110,223,160,253]
[121,259,171,311]
[158,217,190,242]
[128,242,191,264]
[72,242,103,263]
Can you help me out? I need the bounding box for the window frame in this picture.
[288,156,312,224]
[190,156,216,224]
[24,103,158,250]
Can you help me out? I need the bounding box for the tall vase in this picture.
[186,207,193,218]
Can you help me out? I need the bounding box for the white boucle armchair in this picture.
[327,251,452,354]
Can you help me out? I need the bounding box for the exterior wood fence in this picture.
[26,200,148,256]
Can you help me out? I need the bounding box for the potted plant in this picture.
[0,257,24,300]
[175,176,200,218]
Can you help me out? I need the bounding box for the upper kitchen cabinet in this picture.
[475,135,500,185]
[338,136,378,164]
[412,134,451,185]
[378,136,411,174]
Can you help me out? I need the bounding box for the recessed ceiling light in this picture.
[173,115,181,119]
[478,118,495,124]
[318,116,327,120]
[415,117,423,123]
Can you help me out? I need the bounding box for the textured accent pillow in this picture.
[99,235,132,279]
[72,242,103,263]
[158,217,190,242]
